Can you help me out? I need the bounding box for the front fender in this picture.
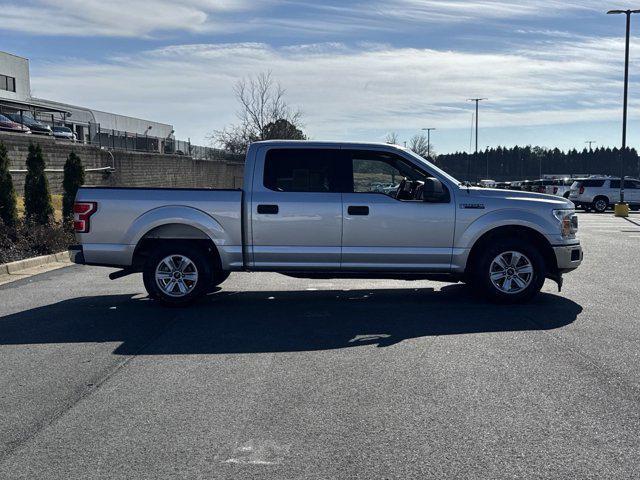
[451,208,559,273]
[457,208,557,249]
[125,206,238,269]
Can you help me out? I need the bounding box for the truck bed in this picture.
[75,187,243,267]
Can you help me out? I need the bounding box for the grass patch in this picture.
[17,195,63,221]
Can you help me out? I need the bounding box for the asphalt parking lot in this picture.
[0,212,639,479]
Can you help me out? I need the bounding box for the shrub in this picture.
[0,217,73,264]
[0,142,18,227]
[24,143,53,225]
[62,152,85,220]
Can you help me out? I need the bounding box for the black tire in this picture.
[470,238,546,304]
[142,243,212,307]
[592,197,608,213]
[563,192,570,199]
[206,270,231,293]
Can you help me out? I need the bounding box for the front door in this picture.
[250,147,343,270]
[341,149,456,272]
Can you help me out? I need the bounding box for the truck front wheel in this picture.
[471,239,546,303]
[143,243,211,306]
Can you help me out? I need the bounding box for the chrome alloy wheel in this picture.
[155,255,199,298]
[594,199,607,212]
[489,251,534,294]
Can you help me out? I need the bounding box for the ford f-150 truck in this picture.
[69,141,582,305]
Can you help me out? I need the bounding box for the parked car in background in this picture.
[547,178,573,198]
[569,177,640,212]
[0,114,31,134]
[495,182,511,189]
[479,179,496,188]
[52,125,75,141]
[520,180,534,191]
[6,113,52,135]
[531,179,554,194]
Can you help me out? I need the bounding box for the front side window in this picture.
[345,150,447,202]
[264,148,339,193]
[612,179,640,189]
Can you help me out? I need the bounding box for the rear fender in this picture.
[125,206,236,269]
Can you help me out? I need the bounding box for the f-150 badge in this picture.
[460,203,485,209]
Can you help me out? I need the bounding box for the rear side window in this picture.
[580,180,605,188]
[611,180,639,189]
[264,149,340,192]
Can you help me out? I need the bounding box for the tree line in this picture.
[433,146,639,182]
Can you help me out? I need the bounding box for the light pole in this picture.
[421,128,436,159]
[585,140,596,151]
[486,145,490,179]
[608,9,640,208]
[467,98,487,181]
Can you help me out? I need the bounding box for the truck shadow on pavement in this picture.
[0,285,582,356]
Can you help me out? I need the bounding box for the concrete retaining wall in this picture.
[1,132,245,194]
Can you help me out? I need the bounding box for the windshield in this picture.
[11,115,37,125]
[402,148,461,186]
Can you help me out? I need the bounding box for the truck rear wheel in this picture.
[143,243,211,306]
[471,239,545,303]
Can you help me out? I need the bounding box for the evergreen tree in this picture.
[62,152,85,220]
[0,142,18,227]
[24,143,53,225]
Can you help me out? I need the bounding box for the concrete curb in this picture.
[0,251,70,278]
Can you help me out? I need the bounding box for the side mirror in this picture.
[423,178,447,202]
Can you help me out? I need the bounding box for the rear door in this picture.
[249,147,343,270]
[340,149,456,272]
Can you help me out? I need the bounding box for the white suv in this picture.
[569,177,640,212]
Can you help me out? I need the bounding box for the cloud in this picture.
[0,0,633,38]
[0,0,263,37]
[29,38,636,146]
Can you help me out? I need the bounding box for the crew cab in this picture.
[69,141,583,305]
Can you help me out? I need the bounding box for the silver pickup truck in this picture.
[69,141,582,305]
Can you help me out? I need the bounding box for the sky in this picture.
[2,0,640,154]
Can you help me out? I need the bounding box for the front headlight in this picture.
[553,209,578,237]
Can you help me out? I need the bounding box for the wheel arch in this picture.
[125,206,231,270]
[465,225,557,277]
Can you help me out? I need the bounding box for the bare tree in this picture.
[211,72,304,153]
[409,134,430,158]
[386,132,400,145]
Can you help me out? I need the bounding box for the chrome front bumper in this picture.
[553,243,583,272]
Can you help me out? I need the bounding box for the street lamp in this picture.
[607,9,640,213]
[467,98,487,181]
[421,128,436,159]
